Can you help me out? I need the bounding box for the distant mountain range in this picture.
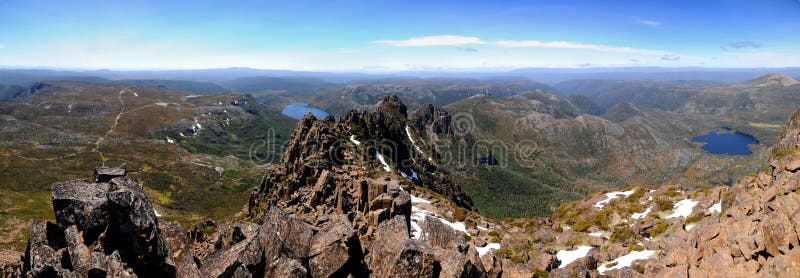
[1,67,799,91]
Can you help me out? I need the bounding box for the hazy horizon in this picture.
[1,0,799,71]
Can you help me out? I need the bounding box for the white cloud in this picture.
[373,35,485,46]
[637,19,662,26]
[494,40,669,55]
[661,53,681,61]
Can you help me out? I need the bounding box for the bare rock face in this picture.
[367,216,441,277]
[23,165,193,277]
[248,96,472,230]
[420,216,466,251]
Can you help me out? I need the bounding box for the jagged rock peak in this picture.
[249,95,473,224]
[411,104,453,136]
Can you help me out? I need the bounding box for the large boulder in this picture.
[23,166,176,277]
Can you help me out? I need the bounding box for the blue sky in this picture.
[0,0,798,71]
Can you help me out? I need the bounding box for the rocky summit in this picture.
[15,95,800,277]
[15,96,511,277]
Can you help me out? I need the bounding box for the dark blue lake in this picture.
[281,102,329,120]
[692,128,759,155]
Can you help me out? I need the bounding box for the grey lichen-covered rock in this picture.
[421,215,466,251]
[23,166,177,278]
[93,164,126,183]
[308,217,366,277]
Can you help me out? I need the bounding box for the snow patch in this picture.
[155,102,168,107]
[165,137,175,144]
[410,195,469,238]
[405,125,427,158]
[708,202,722,214]
[349,135,361,146]
[597,250,656,274]
[375,151,391,172]
[631,206,652,220]
[588,232,610,238]
[556,246,593,268]
[411,195,431,204]
[401,168,419,180]
[667,199,698,219]
[595,190,636,208]
[476,243,501,257]
[685,223,696,231]
[154,208,162,217]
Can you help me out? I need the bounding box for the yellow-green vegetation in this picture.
[632,263,646,273]
[0,83,290,250]
[663,187,681,197]
[572,210,609,232]
[0,189,54,251]
[650,220,670,237]
[654,196,675,212]
[748,122,782,129]
[722,190,735,209]
[628,243,645,252]
[493,247,527,264]
[772,147,800,160]
[609,225,637,244]
[684,212,703,224]
[533,268,549,278]
[626,188,646,203]
[488,230,503,243]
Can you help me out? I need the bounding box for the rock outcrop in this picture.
[23,165,195,277]
[21,96,521,277]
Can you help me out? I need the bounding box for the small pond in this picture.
[692,128,759,155]
[281,102,329,120]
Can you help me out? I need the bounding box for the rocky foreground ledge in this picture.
[18,167,505,277]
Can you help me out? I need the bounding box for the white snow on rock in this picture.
[411,195,431,204]
[405,125,425,154]
[349,135,361,146]
[556,246,593,268]
[667,199,698,219]
[410,195,469,238]
[597,250,656,274]
[401,168,419,180]
[375,151,391,172]
[410,220,422,239]
[154,208,162,217]
[588,232,610,238]
[595,190,636,208]
[708,202,722,214]
[155,102,168,107]
[476,243,501,257]
[631,206,652,220]
[685,223,696,231]
[165,137,175,144]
